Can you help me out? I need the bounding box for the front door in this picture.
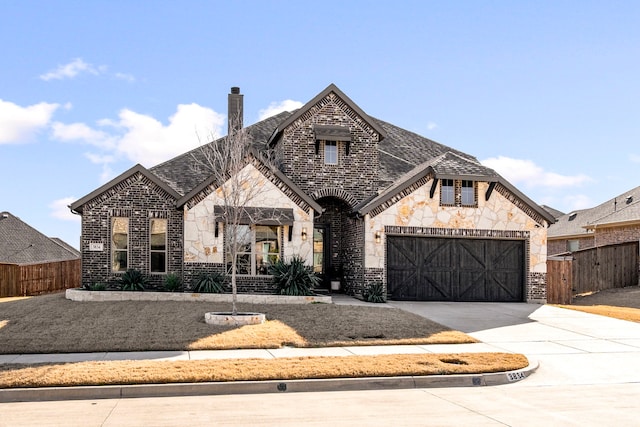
[313,225,330,289]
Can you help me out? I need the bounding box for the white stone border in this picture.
[65,288,332,305]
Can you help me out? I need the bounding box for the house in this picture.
[0,211,80,296]
[548,185,640,255]
[70,84,554,302]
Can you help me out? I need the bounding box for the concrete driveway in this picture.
[388,301,640,386]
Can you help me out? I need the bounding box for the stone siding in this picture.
[365,179,549,302]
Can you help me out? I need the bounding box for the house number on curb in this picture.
[277,383,287,392]
[507,372,526,382]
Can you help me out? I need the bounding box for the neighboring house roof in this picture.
[0,212,80,265]
[548,185,640,239]
[541,205,565,220]
[51,238,81,258]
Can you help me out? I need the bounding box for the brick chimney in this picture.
[228,86,243,135]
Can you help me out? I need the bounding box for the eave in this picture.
[69,164,181,214]
[267,83,386,148]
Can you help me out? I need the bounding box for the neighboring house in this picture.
[70,84,554,302]
[0,211,80,297]
[542,205,565,222]
[0,211,80,264]
[548,185,640,255]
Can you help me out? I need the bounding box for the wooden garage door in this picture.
[387,236,524,302]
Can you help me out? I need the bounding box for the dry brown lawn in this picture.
[0,293,533,387]
[0,292,476,354]
[0,353,529,389]
[555,286,640,323]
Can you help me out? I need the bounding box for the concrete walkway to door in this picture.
[387,300,640,386]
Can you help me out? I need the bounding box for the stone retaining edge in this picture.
[65,288,332,304]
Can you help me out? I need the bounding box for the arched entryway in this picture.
[313,196,353,292]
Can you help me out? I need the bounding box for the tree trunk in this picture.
[231,254,238,315]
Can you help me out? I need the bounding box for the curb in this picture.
[0,360,538,403]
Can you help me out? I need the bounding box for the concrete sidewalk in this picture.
[0,342,504,365]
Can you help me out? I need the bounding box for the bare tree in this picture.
[194,115,284,315]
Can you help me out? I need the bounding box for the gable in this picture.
[70,164,180,214]
[357,151,554,226]
[178,154,322,214]
[267,83,385,148]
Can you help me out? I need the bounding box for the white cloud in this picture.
[0,99,60,144]
[49,197,80,222]
[52,103,225,168]
[40,58,101,81]
[112,103,225,166]
[481,156,592,189]
[51,122,116,149]
[258,100,303,120]
[426,121,438,130]
[563,194,592,211]
[114,72,135,83]
[630,154,640,164]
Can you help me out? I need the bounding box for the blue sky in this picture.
[1,1,639,249]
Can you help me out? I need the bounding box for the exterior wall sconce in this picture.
[375,231,382,244]
[301,227,307,241]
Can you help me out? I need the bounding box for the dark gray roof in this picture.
[150,112,290,196]
[72,84,552,225]
[375,118,476,186]
[51,238,81,258]
[0,212,80,265]
[548,185,640,238]
[150,110,489,200]
[541,205,565,220]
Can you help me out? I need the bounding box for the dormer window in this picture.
[441,179,455,205]
[440,179,477,207]
[324,141,338,165]
[461,180,475,205]
[314,125,351,165]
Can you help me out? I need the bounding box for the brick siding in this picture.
[79,172,183,290]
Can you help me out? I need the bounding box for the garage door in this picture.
[387,236,524,302]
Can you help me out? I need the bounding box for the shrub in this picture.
[363,282,386,303]
[117,269,148,291]
[163,273,182,292]
[89,282,106,291]
[269,255,320,296]
[193,272,226,293]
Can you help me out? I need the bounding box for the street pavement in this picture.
[1,297,640,426]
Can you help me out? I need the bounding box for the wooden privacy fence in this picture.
[0,259,81,297]
[547,241,639,304]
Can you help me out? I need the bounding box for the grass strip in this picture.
[556,305,640,323]
[0,353,528,389]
